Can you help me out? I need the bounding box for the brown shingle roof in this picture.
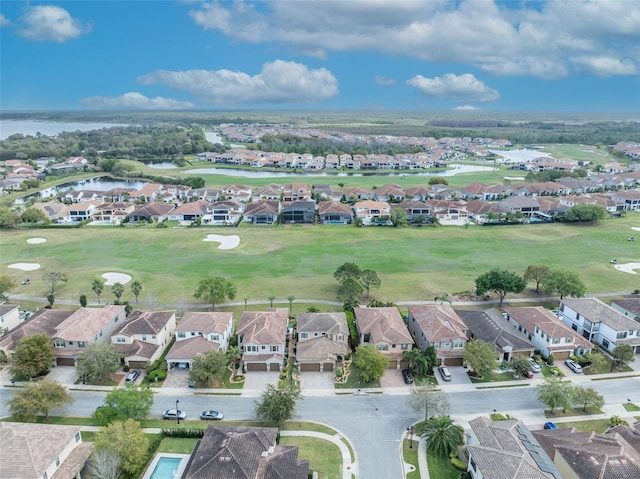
[0,309,72,352]
[296,337,347,362]
[166,337,219,360]
[297,312,348,336]
[562,297,640,332]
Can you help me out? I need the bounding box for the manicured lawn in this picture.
[2,415,98,426]
[427,451,460,479]
[582,356,633,375]
[403,439,420,479]
[469,371,524,383]
[541,365,564,377]
[279,436,342,479]
[335,363,381,389]
[558,419,612,433]
[545,406,603,418]
[284,421,337,435]
[2,217,639,306]
[624,402,640,412]
[156,437,198,454]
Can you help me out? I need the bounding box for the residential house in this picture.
[352,200,392,225]
[532,423,640,479]
[125,201,175,223]
[426,199,470,225]
[166,311,233,369]
[464,199,505,224]
[128,182,164,202]
[237,308,288,372]
[0,304,21,334]
[374,183,406,202]
[343,187,374,202]
[167,199,210,224]
[64,200,102,222]
[407,305,467,366]
[503,306,593,359]
[92,201,135,223]
[403,185,430,201]
[0,309,72,359]
[282,183,312,202]
[0,422,93,479]
[281,200,316,224]
[467,416,563,479]
[607,189,640,211]
[243,200,280,225]
[221,184,253,202]
[610,295,640,322]
[296,312,349,372]
[392,200,432,224]
[111,310,177,368]
[52,305,127,366]
[181,425,308,479]
[354,307,413,369]
[201,199,244,226]
[252,183,282,201]
[457,309,535,362]
[497,196,541,217]
[317,200,353,224]
[558,297,640,355]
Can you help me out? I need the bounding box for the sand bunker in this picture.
[202,234,240,250]
[8,263,41,271]
[614,263,640,275]
[504,176,525,181]
[102,272,132,285]
[631,227,640,232]
[26,237,47,244]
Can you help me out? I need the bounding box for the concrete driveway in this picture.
[300,372,334,391]
[380,369,407,388]
[47,366,77,385]
[436,366,472,386]
[163,369,190,389]
[242,372,279,396]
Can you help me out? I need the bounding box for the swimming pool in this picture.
[142,454,189,479]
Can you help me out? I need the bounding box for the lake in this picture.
[0,119,129,140]
[19,177,149,203]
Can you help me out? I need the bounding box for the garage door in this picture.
[246,363,267,371]
[128,361,147,369]
[387,359,398,369]
[553,351,571,360]
[445,357,464,366]
[322,363,334,372]
[269,363,281,372]
[56,357,75,366]
[300,363,321,372]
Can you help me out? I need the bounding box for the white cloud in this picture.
[18,5,89,42]
[187,0,640,79]
[452,105,480,110]
[137,60,339,106]
[0,14,10,27]
[407,73,500,102]
[569,55,637,76]
[375,75,396,86]
[79,92,195,110]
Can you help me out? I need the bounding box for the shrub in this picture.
[451,457,467,471]
[335,369,343,378]
[123,365,130,372]
[547,354,554,365]
[147,370,167,382]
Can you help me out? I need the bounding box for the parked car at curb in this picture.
[528,358,542,373]
[401,369,414,384]
[200,410,224,421]
[438,366,452,381]
[162,409,186,420]
[565,359,582,373]
[125,369,140,383]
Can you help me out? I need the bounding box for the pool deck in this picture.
[141,453,190,479]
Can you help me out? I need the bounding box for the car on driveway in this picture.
[125,369,140,383]
[565,359,583,373]
[523,370,534,378]
[200,410,224,421]
[162,409,187,420]
[401,369,414,384]
[438,366,452,381]
[528,358,542,373]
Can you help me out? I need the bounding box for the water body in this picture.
[184,164,497,179]
[146,161,177,169]
[489,148,552,162]
[0,119,129,140]
[23,177,148,202]
[203,131,244,148]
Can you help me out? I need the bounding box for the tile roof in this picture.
[354,307,413,345]
[408,305,467,342]
[296,336,347,362]
[297,312,348,336]
[317,200,353,215]
[0,309,73,351]
[54,305,125,342]
[237,309,288,345]
[562,297,640,332]
[114,339,160,360]
[114,310,175,336]
[177,311,232,335]
[166,336,220,361]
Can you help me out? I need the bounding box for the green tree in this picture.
[353,344,389,383]
[333,262,362,283]
[542,269,586,299]
[130,280,143,303]
[94,419,148,475]
[46,293,55,308]
[419,416,464,456]
[111,282,125,304]
[10,332,55,378]
[523,264,550,293]
[287,295,295,316]
[194,276,237,309]
[21,207,48,224]
[94,385,154,426]
[268,295,276,307]
[0,275,17,301]
[474,268,526,306]
[572,386,604,412]
[463,340,498,378]
[585,350,608,373]
[92,278,106,304]
[79,294,87,307]
[189,350,228,387]
[76,342,122,384]
[337,278,364,306]
[536,376,574,412]
[226,345,242,376]
[0,207,22,228]
[403,348,428,375]
[422,346,438,374]
[563,203,608,223]
[254,385,301,427]
[611,344,635,371]
[407,385,450,422]
[510,356,533,377]
[390,207,408,227]
[434,293,452,305]
[43,270,67,295]
[9,379,74,421]
[359,269,381,298]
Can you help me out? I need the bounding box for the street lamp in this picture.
[407,426,414,449]
[176,399,180,425]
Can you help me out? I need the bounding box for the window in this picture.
[566,337,572,343]
[75,432,81,442]
[401,344,408,350]
[152,335,156,339]
[617,331,628,339]
[444,342,450,348]
[246,345,257,352]
[453,340,464,349]
[571,323,578,331]
[377,344,388,351]
[177,331,185,338]
[271,345,279,352]
[391,344,397,349]
[116,337,126,343]
[553,338,560,344]
[54,340,65,348]
[142,335,147,341]
[535,326,539,334]
[300,332,308,339]
[314,332,319,337]
[42,473,48,479]
[433,342,440,349]
[78,341,85,348]
[212,334,219,341]
[602,338,609,348]
[338,335,343,341]
[191,332,196,336]
[261,345,266,350]
[55,456,60,467]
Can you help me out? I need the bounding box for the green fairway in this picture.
[2,217,639,307]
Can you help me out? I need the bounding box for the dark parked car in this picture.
[523,370,534,378]
[162,409,187,420]
[200,410,224,421]
[401,369,414,384]
[125,369,140,383]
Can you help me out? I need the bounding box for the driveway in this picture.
[242,372,279,396]
[163,369,190,389]
[380,369,407,388]
[47,366,77,385]
[300,372,334,391]
[436,366,473,386]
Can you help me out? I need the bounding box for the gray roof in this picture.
[114,310,175,336]
[562,297,640,331]
[610,296,640,318]
[297,312,348,336]
[0,309,73,351]
[456,309,535,352]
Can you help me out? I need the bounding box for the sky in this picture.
[1,0,639,112]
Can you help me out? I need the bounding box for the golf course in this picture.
[2,217,639,308]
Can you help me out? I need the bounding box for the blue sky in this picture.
[1,0,639,112]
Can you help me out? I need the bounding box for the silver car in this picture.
[162,409,187,420]
[528,358,542,373]
[565,359,582,373]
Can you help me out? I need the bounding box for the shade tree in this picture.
[10,332,55,379]
[474,269,526,306]
[254,385,301,427]
[9,379,74,421]
[353,344,389,382]
[76,342,122,384]
[193,276,237,309]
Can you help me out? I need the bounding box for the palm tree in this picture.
[287,295,295,317]
[434,293,452,305]
[92,278,105,304]
[420,416,464,456]
[268,295,276,308]
[403,348,427,374]
[226,345,242,377]
[243,295,249,311]
[111,282,125,304]
[130,280,143,303]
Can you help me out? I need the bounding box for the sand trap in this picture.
[202,234,240,250]
[614,263,640,275]
[504,176,525,180]
[26,237,47,244]
[8,262,41,271]
[631,227,640,232]
[102,272,132,285]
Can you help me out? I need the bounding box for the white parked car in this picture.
[528,358,542,373]
[565,359,582,373]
